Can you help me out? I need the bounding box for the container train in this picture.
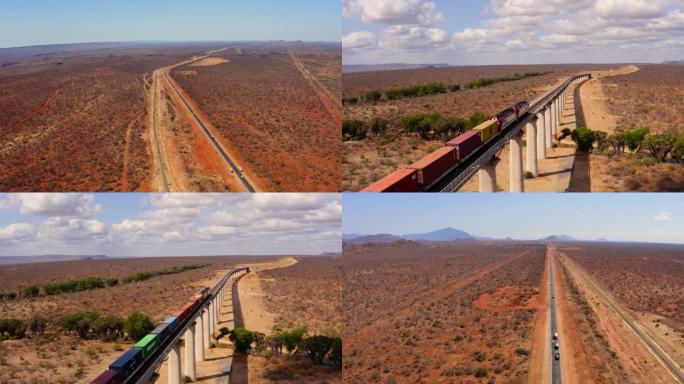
[362,100,530,192]
[90,287,212,384]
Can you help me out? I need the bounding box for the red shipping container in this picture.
[173,301,196,322]
[447,130,482,160]
[362,168,420,192]
[409,146,458,186]
[90,369,122,384]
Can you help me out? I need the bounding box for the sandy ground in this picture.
[552,248,594,384]
[459,82,580,192]
[190,57,230,67]
[634,312,684,372]
[578,66,640,134]
[237,257,298,334]
[558,252,676,383]
[527,249,551,384]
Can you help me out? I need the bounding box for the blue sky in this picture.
[0,0,340,48]
[343,193,684,244]
[0,193,341,257]
[342,0,684,65]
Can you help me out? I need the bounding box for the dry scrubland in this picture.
[0,256,277,383]
[343,241,546,383]
[248,257,342,383]
[172,43,341,192]
[342,64,614,191]
[0,44,224,191]
[582,65,684,192]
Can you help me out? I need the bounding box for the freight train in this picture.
[90,287,213,384]
[362,100,530,192]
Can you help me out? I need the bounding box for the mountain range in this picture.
[0,254,109,266]
[344,228,580,244]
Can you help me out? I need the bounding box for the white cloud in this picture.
[343,0,444,26]
[653,211,673,221]
[38,217,108,243]
[343,31,378,50]
[13,193,101,217]
[0,223,36,243]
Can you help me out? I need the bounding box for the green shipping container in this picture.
[473,120,497,143]
[133,334,159,359]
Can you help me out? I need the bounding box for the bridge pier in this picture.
[536,112,546,160]
[168,342,182,384]
[202,309,210,348]
[525,121,538,177]
[545,106,552,149]
[553,98,559,137]
[478,159,498,192]
[509,133,524,192]
[195,313,205,361]
[184,324,197,381]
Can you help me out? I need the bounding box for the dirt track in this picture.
[578,65,640,133]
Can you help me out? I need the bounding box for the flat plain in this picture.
[342,240,684,384]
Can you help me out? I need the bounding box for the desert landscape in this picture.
[0,41,341,192]
[0,255,342,383]
[342,239,684,383]
[343,64,684,192]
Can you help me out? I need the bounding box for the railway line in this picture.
[548,246,562,384]
[560,252,684,383]
[163,70,255,192]
[149,69,172,192]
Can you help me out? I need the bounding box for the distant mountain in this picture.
[0,254,109,266]
[343,63,452,73]
[319,251,342,257]
[543,235,577,242]
[345,234,404,244]
[663,60,684,64]
[344,227,477,244]
[403,227,474,241]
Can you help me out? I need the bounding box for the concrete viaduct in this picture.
[479,74,591,192]
[433,73,591,193]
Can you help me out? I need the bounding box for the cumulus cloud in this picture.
[38,217,108,243]
[343,0,684,64]
[12,194,101,217]
[343,0,444,26]
[0,223,36,243]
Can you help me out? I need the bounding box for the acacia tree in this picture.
[607,132,626,155]
[266,333,284,358]
[645,133,677,161]
[29,315,47,335]
[302,335,334,364]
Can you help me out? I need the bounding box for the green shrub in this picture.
[474,368,488,377]
[105,278,119,287]
[645,133,677,162]
[448,84,461,92]
[121,264,208,284]
[515,348,530,356]
[44,277,105,295]
[673,137,684,163]
[302,335,335,364]
[230,328,257,353]
[124,312,154,341]
[342,96,359,105]
[59,312,100,339]
[282,327,307,355]
[362,90,382,102]
[370,117,389,136]
[28,315,48,335]
[0,318,27,339]
[623,127,649,152]
[22,285,40,298]
[571,128,596,153]
[342,119,369,141]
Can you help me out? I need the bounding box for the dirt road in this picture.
[577,65,640,133]
[289,51,342,125]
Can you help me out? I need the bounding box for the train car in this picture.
[109,348,143,379]
[200,287,210,300]
[151,322,172,345]
[172,301,196,322]
[472,120,498,143]
[133,334,160,359]
[495,108,517,131]
[447,130,483,161]
[513,101,530,118]
[361,168,420,192]
[90,369,123,384]
[162,316,179,334]
[408,146,458,187]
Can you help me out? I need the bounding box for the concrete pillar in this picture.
[545,107,552,148]
[168,342,182,384]
[536,112,546,160]
[525,121,538,177]
[478,161,497,192]
[184,325,196,381]
[509,133,524,192]
[203,309,210,348]
[195,315,205,362]
[554,98,559,136]
[209,301,215,335]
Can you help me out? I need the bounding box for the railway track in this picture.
[548,247,562,384]
[162,69,256,192]
[560,251,684,383]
